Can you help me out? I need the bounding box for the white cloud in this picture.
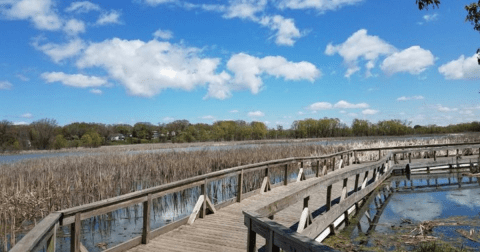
[153,29,173,40]
[248,111,265,117]
[96,10,121,25]
[347,112,357,117]
[381,46,434,75]
[163,116,174,122]
[459,109,474,115]
[33,38,86,63]
[326,29,434,77]
[339,110,346,114]
[13,121,28,125]
[306,102,333,110]
[423,13,438,22]
[0,0,62,31]
[65,1,101,13]
[396,95,424,101]
[0,81,13,90]
[334,100,369,109]
[41,72,110,88]
[201,115,215,120]
[140,0,177,6]
[77,38,230,98]
[216,53,320,99]
[438,54,480,80]
[325,29,396,77]
[230,110,239,113]
[362,109,378,115]
[260,15,302,46]
[63,19,86,36]
[222,0,267,20]
[21,113,33,118]
[278,0,363,12]
[435,104,457,112]
[89,88,102,95]
[16,74,29,81]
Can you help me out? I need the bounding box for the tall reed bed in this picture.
[0,134,478,250]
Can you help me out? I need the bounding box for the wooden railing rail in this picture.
[10,141,480,252]
[242,143,480,252]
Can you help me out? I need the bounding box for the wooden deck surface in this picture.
[125,154,478,252]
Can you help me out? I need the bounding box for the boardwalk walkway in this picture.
[126,163,372,252]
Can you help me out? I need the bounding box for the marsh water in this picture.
[331,172,480,251]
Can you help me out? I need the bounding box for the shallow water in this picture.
[347,173,480,251]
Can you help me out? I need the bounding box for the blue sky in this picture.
[1,0,480,128]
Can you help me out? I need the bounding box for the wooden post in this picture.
[247,218,257,252]
[434,151,437,161]
[142,194,152,244]
[354,151,359,164]
[341,178,348,201]
[394,154,397,164]
[284,164,288,186]
[237,169,243,202]
[46,223,57,252]
[323,159,327,176]
[408,153,411,163]
[326,185,332,211]
[332,157,336,171]
[446,149,449,157]
[341,154,344,168]
[354,173,360,192]
[266,229,280,252]
[70,213,81,252]
[316,160,320,177]
[361,171,369,189]
[378,149,381,161]
[200,179,207,218]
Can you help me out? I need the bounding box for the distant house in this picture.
[152,131,160,139]
[109,133,125,141]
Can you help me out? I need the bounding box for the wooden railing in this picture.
[9,142,480,252]
[242,143,480,252]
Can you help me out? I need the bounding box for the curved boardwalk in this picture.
[126,164,368,252]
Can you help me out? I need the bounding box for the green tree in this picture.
[31,118,58,149]
[53,134,67,149]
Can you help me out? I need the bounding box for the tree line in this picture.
[1,118,480,151]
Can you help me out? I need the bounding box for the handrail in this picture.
[10,141,480,252]
[241,143,480,252]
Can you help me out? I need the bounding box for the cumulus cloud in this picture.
[76,38,231,97]
[438,54,480,80]
[219,53,320,98]
[0,81,13,90]
[140,0,177,6]
[325,29,396,77]
[0,0,62,31]
[41,72,110,88]
[260,15,302,46]
[435,104,457,112]
[96,10,121,25]
[153,29,173,40]
[248,111,265,117]
[326,29,434,77]
[16,74,29,81]
[65,1,101,13]
[21,113,33,118]
[381,46,434,75]
[33,38,86,63]
[306,102,332,110]
[397,95,424,101]
[362,109,378,115]
[230,110,239,113]
[334,100,369,109]
[163,116,174,122]
[63,19,86,36]
[277,0,363,12]
[222,0,267,20]
[89,88,102,94]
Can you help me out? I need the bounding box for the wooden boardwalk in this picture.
[126,164,372,252]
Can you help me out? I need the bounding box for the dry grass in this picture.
[0,133,478,250]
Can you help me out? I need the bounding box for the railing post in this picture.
[46,223,57,252]
[354,151,358,164]
[247,217,257,252]
[361,171,369,189]
[378,149,381,161]
[408,153,411,163]
[446,149,449,157]
[354,173,360,192]
[394,153,397,164]
[70,213,80,252]
[284,164,288,186]
[261,166,272,193]
[266,229,280,252]
[237,169,244,202]
[434,151,437,161]
[200,179,207,218]
[332,157,336,171]
[326,185,332,211]
[340,178,348,201]
[456,149,460,163]
[142,194,152,244]
[341,154,344,168]
[315,160,320,177]
[297,196,312,233]
[323,159,327,176]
